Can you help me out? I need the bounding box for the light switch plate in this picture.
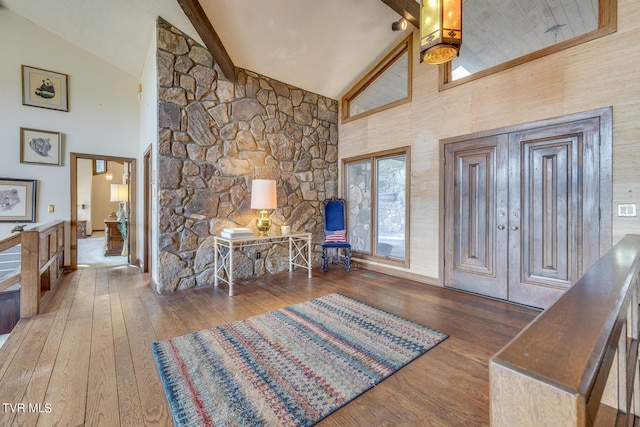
[48,204,55,213]
[618,203,636,217]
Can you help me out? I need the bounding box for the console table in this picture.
[213,232,312,296]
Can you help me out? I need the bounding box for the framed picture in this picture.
[94,159,106,175]
[20,128,62,166]
[0,178,37,223]
[22,65,69,112]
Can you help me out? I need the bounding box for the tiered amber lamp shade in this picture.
[250,179,277,236]
[420,0,462,64]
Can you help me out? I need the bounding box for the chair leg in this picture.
[322,248,327,272]
[345,248,351,272]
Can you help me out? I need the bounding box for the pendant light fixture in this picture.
[105,161,113,181]
[420,0,462,64]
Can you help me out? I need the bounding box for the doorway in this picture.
[441,109,612,309]
[70,153,137,270]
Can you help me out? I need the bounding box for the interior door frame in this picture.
[143,145,152,274]
[439,107,613,288]
[69,152,137,270]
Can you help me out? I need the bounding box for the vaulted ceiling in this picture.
[2,0,600,100]
[0,0,413,100]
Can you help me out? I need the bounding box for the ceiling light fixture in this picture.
[105,162,113,181]
[391,18,407,32]
[420,0,462,64]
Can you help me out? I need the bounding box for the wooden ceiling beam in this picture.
[176,0,236,82]
[380,0,420,29]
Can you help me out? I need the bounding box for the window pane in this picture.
[346,161,371,254]
[450,0,601,81]
[375,155,406,260]
[349,51,408,116]
[342,37,412,122]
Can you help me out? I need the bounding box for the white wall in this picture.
[139,30,158,279]
[0,9,140,241]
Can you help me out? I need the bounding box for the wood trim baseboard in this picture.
[352,258,440,287]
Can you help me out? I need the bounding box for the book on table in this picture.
[221,228,253,239]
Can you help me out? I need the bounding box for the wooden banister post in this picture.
[20,229,40,317]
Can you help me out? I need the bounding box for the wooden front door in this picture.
[444,116,605,309]
[444,135,510,300]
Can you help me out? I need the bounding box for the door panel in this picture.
[507,137,576,307]
[444,135,509,299]
[508,120,600,308]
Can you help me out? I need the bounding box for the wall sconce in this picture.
[250,179,277,236]
[420,0,462,64]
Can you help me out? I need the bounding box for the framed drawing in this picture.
[94,159,106,175]
[20,127,62,166]
[22,65,69,112]
[0,178,37,223]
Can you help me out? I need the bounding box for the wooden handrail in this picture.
[490,234,640,426]
[0,274,20,293]
[25,221,65,235]
[0,233,21,253]
[0,233,21,293]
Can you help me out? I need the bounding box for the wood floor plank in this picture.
[38,316,93,426]
[0,314,51,427]
[38,269,95,426]
[0,265,540,427]
[16,268,80,427]
[0,271,79,427]
[118,269,172,426]
[85,267,120,426]
[0,316,34,385]
[108,268,144,427]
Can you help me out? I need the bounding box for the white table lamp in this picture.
[110,184,129,221]
[250,179,277,235]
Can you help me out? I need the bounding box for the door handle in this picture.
[511,225,518,231]
[498,225,505,230]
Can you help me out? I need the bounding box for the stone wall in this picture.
[155,18,339,293]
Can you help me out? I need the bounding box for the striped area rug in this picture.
[152,293,448,426]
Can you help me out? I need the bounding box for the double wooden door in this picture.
[443,117,604,308]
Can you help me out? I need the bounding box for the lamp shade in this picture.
[420,0,462,64]
[110,184,129,202]
[250,179,277,210]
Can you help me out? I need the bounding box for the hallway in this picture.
[77,231,127,268]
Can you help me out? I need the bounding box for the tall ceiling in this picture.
[0,0,411,100]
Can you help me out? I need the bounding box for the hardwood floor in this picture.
[0,265,539,426]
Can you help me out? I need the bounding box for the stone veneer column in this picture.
[155,18,339,293]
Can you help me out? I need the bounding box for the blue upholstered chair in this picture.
[321,198,351,272]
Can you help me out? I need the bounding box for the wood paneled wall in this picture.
[338,0,640,283]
